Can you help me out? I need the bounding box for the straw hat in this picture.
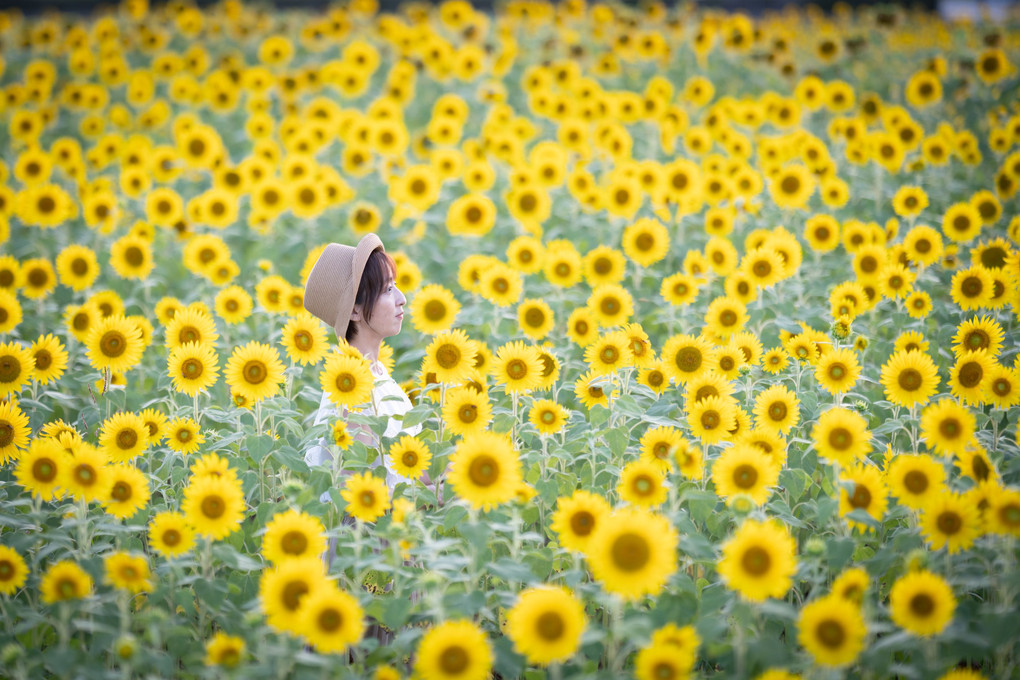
[303,233,385,339]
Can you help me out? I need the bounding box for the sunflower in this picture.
[98,411,149,463]
[984,486,1020,536]
[341,471,390,522]
[811,407,871,466]
[886,454,945,510]
[55,244,100,291]
[317,352,373,410]
[148,511,195,558]
[704,296,748,338]
[550,490,610,553]
[880,350,940,408]
[442,386,492,437]
[984,364,1020,409]
[949,266,993,311]
[164,341,219,397]
[768,164,815,210]
[920,493,982,554]
[660,272,702,307]
[0,400,30,464]
[718,518,796,601]
[920,399,975,457]
[492,341,542,394]
[587,507,677,600]
[109,234,154,281]
[797,595,867,667]
[103,464,150,519]
[587,284,634,329]
[425,329,476,384]
[941,202,982,243]
[478,264,522,308]
[617,460,668,508]
[661,334,716,385]
[814,348,861,395]
[40,560,93,604]
[25,334,65,386]
[514,298,554,341]
[621,217,669,267]
[752,384,800,435]
[543,241,584,288]
[414,619,492,680]
[279,313,328,366]
[301,585,366,655]
[260,557,331,634]
[637,360,670,396]
[84,315,145,375]
[528,399,569,436]
[713,444,780,506]
[262,509,327,565]
[386,435,431,480]
[224,341,286,405]
[182,474,245,540]
[838,464,888,532]
[0,545,29,596]
[565,307,599,347]
[204,632,245,668]
[889,570,956,637]
[901,224,943,267]
[687,394,737,445]
[165,417,204,455]
[448,431,521,511]
[584,331,633,376]
[60,444,110,503]
[410,284,461,334]
[506,586,586,666]
[506,236,545,274]
[104,552,152,594]
[948,350,992,405]
[16,438,71,501]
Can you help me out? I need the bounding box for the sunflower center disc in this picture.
[31,459,54,481]
[958,362,983,388]
[101,331,127,358]
[202,496,225,519]
[468,455,498,487]
[244,360,267,385]
[282,531,308,555]
[536,611,565,641]
[283,581,308,611]
[817,620,846,648]
[436,346,460,369]
[611,532,650,572]
[440,646,469,673]
[318,608,342,632]
[741,546,771,576]
[850,484,871,508]
[570,511,594,536]
[111,482,131,501]
[904,470,928,494]
[937,512,962,535]
[735,464,758,489]
[675,347,702,373]
[910,593,935,617]
[898,369,922,391]
[163,530,181,547]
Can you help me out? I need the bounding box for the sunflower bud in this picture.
[114,635,137,661]
[853,336,869,351]
[803,537,826,557]
[1,643,23,665]
[905,549,928,572]
[281,478,305,499]
[727,493,754,516]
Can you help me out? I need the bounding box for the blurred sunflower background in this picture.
[0,0,1018,678]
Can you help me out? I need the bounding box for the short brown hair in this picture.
[346,249,397,343]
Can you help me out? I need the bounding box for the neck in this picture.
[349,334,381,362]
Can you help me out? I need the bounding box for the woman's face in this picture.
[354,272,406,341]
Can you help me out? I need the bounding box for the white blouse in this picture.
[305,359,423,495]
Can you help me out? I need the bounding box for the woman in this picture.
[302,233,420,494]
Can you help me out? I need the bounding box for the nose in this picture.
[396,287,406,306]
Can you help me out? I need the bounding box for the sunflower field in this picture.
[1,0,1019,677]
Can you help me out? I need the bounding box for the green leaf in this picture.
[382,596,413,630]
[193,578,228,610]
[489,558,535,583]
[443,504,468,531]
[247,434,275,462]
[604,427,629,457]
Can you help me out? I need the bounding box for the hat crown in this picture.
[303,234,384,338]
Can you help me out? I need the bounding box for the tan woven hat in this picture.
[303,233,385,339]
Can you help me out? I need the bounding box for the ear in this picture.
[349,305,362,322]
